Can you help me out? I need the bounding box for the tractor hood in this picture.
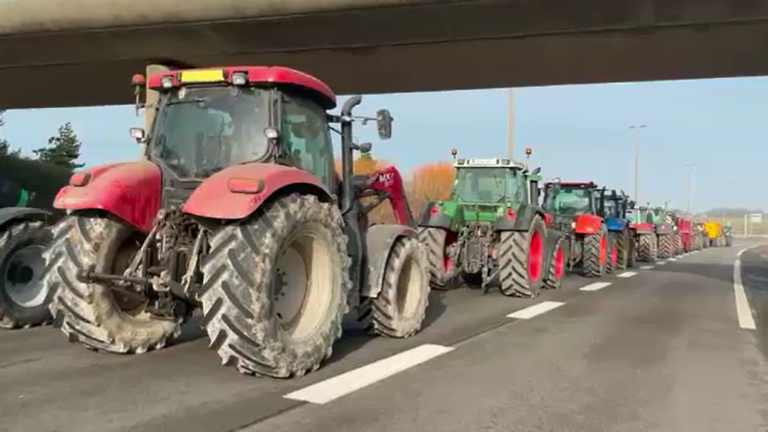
[454,202,505,223]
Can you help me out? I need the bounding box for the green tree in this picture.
[33,122,84,171]
[0,110,21,157]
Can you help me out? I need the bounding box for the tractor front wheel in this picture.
[0,220,54,329]
[542,236,565,290]
[417,227,454,290]
[658,234,674,259]
[200,193,351,378]
[498,215,546,297]
[45,215,181,353]
[361,236,430,338]
[582,224,607,278]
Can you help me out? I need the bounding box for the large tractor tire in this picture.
[674,234,683,255]
[614,229,630,271]
[498,215,546,297]
[638,233,657,262]
[0,220,54,329]
[417,227,452,290]
[725,236,733,247]
[657,234,674,259]
[605,233,619,275]
[200,194,351,378]
[360,235,430,338]
[582,224,607,278]
[45,215,181,353]
[542,236,565,290]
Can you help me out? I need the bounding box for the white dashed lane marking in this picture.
[640,265,654,270]
[617,271,637,278]
[579,282,612,292]
[507,301,565,319]
[284,344,455,404]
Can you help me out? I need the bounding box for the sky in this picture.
[1,77,766,212]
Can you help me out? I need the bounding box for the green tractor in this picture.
[0,156,70,329]
[645,206,682,259]
[417,149,565,297]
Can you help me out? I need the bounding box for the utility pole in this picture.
[629,124,647,203]
[684,164,695,214]
[507,89,514,159]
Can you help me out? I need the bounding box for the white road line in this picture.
[640,265,654,270]
[579,282,612,292]
[507,301,565,319]
[734,247,757,330]
[284,344,454,404]
[657,260,668,266]
[617,271,637,278]
[668,258,678,261]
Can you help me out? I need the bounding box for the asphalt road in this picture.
[1,241,767,432]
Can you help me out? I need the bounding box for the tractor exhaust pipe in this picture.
[340,96,363,214]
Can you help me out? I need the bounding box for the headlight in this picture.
[571,221,576,229]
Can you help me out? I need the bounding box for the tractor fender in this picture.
[541,230,565,277]
[53,161,161,233]
[417,201,453,230]
[0,207,52,230]
[605,217,628,232]
[182,163,333,220]
[573,213,603,235]
[494,204,543,231]
[630,222,654,234]
[361,224,419,299]
[655,223,674,234]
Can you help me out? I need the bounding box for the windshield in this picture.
[151,87,270,178]
[543,186,593,215]
[453,167,517,203]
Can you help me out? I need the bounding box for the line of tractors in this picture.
[0,65,734,380]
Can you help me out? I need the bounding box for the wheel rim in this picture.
[599,235,606,264]
[553,244,564,279]
[396,250,424,318]
[3,244,47,308]
[272,232,332,340]
[527,230,543,280]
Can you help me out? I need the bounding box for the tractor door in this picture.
[280,93,335,190]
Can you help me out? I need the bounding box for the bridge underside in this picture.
[1,0,767,109]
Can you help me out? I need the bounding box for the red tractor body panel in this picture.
[630,222,655,231]
[676,217,692,249]
[147,66,337,109]
[182,163,332,220]
[53,161,161,232]
[573,213,603,235]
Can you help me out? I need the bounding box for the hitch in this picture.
[76,265,150,298]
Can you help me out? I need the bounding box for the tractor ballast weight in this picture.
[541,181,613,278]
[0,160,70,329]
[42,66,431,379]
[417,153,565,297]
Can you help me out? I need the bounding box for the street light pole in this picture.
[629,124,647,202]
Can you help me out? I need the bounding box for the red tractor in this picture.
[42,66,431,378]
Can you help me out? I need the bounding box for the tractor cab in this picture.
[130,67,393,194]
[542,181,598,219]
[449,157,534,216]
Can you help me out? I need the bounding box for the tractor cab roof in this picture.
[453,157,527,170]
[146,66,337,110]
[544,180,598,188]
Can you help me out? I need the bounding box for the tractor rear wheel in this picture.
[638,233,657,262]
[361,236,429,338]
[658,234,674,259]
[542,236,564,290]
[605,233,618,274]
[582,224,607,278]
[674,234,683,255]
[0,220,54,329]
[46,215,181,353]
[417,227,453,290]
[614,229,630,271]
[200,193,351,378]
[498,215,546,297]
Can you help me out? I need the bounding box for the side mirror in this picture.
[531,167,541,175]
[376,109,393,140]
[129,127,147,144]
[358,142,373,154]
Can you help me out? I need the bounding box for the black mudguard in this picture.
[0,207,52,230]
[361,224,419,299]
[416,201,453,230]
[494,204,544,232]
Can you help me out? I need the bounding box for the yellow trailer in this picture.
[702,220,727,247]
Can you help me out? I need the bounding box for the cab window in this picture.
[281,94,334,187]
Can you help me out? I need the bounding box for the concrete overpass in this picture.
[1,0,767,109]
